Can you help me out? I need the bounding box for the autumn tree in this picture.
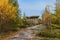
[49,0,60,28]
[0,0,19,33]
[42,6,51,29]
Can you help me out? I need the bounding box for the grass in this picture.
[36,29,60,38]
[0,30,21,40]
[38,37,60,40]
[50,24,60,29]
[0,33,7,38]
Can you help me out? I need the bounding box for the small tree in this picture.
[0,0,19,33]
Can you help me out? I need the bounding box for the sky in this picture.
[18,0,56,18]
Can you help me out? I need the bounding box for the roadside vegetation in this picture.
[36,3,60,40]
[0,0,27,39]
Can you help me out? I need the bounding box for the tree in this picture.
[8,0,19,6]
[49,14,57,24]
[0,0,19,33]
[49,8,60,29]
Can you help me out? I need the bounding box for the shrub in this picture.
[50,24,60,29]
[37,29,60,38]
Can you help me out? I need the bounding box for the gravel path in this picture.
[10,24,46,40]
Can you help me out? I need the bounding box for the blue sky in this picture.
[18,0,56,17]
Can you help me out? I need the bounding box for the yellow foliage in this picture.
[56,8,60,17]
[0,0,19,32]
[0,0,18,21]
[50,15,57,20]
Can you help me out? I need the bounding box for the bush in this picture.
[50,24,60,29]
[18,25,26,28]
[37,29,60,38]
